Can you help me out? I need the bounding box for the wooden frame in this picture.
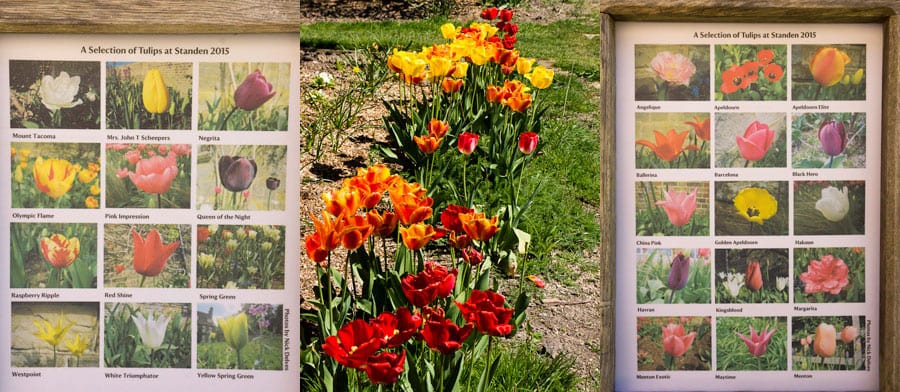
[595,1,899,390]
[2,1,897,390]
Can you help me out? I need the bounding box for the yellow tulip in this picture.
[33,157,77,198]
[142,69,170,114]
[840,75,850,85]
[14,166,24,183]
[428,56,453,79]
[440,23,457,40]
[218,312,249,351]
[85,196,99,209]
[452,62,469,79]
[64,334,88,358]
[33,317,74,348]
[90,184,101,195]
[809,47,851,87]
[516,57,535,75]
[851,68,864,84]
[78,168,97,184]
[526,66,555,89]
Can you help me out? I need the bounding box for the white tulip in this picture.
[132,312,170,349]
[776,276,789,291]
[723,273,745,298]
[815,186,850,222]
[40,71,83,111]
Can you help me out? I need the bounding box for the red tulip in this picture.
[234,69,276,110]
[736,121,775,162]
[745,261,763,291]
[197,226,210,243]
[440,204,473,233]
[371,307,422,348]
[218,156,257,192]
[736,324,777,357]
[401,261,458,307]
[499,8,514,22]
[128,152,178,194]
[455,289,514,336]
[661,323,696,357]
[457,132,480,155]
[365,350,406,385]
[461,247,483,265]
[480,7,499,20]
[132,229,180,277]
[322,319,383,369]
[420,310,472,355]
[518,132,539,154]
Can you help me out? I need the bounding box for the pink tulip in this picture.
[799,254,849,295]
[128,152,178,194]
[662,323,696,357]
[736,324,777,357]
[814,323,836,357]
[840,326,858,344]
[655,187,698,227]
[649,51,696,86]
[234,70,276,110]
[736,121,775,162]
[125,149,142,164]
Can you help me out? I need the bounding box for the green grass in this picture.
[468,340,581,391]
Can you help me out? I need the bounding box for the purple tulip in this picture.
[218,156,257,192]
[736,324,777,357]
[234,70,276,110]
[266,176,281,190]
[667,252,691,291]
[818,120,847,157]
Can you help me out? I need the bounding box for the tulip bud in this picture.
[666,252,690,291]
[234,70,276,110]
[814,323,836,357]
[266,176,281,190]
[818,120,847,157]
[518,132,539,154]
[142,69,170,114]
[840,325,858,344]
[745,261,763,291]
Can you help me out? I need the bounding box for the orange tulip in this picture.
[414,135,442,154]
[635,129,699,162]
[400,223,440,250]
[389,183,433,225]
[367,209,399,238]
[459,212,499,242]
[322,185,362,218]
[132,229,180,278]
[428,119,450,139]
[506,93,532,112]
[684,116,710,141]
[745,261,763,291]
[441,78,463,94]
[814,323,836,357]
[340,215,373,250]
[809,47,851,87]
[40,234,80,269]
[840,326,858,344]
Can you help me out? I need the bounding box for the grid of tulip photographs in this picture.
[4,34,297,377]
[620,22,879,391]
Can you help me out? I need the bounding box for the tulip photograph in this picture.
[196,224,286,289]
[791,112,866,169]
[9,222,97,289]
[716,316,787,371]
[715,248,789,304]
[794,247,865,303]
[714,45,787,101]
[10,142,101,209]
[635,45,710,101]
[106,61,192,129]
[636,316,711,371]
[793,180,865,235]
[10,302,99,367]
[635,181,709,236]
[635,248,711,304]
[197,144,287,210]
[9,60,101,129]
[105,143,192,208]
[199,62,290,131]
[715,181,789,236]
[103,224,191,288]
[714,112,787,168]
[104,302,191,368]
[634,112,710,169]
[197,303,284,370]
[792,45,866,101]
[792,316,866,370]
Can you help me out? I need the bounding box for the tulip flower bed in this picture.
[715,316,787,371]
[106,62,192,130]
[791,316,866,371]
[10,142,101,209]
[636,316,711,371]
[10,222,97,289]
[104,303,192,368]
[196,224,287,289]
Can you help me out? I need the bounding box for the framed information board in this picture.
[595,1,900,391]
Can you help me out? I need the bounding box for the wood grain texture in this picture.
[0,0,301,33]
[596,2,898,391]
[881,14,899,392]
[597,12,616,392]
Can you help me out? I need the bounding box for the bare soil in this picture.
[299,3,605,389]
